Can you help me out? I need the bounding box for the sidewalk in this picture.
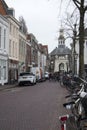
[0,83,18,91]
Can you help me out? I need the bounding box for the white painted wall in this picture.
[6,16,19,61]
[75,40,87,75]
[54,56,69,72]
[0,15,9,85]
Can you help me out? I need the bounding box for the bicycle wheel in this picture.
[72,103,86,130]
[76,119,86,130]
[66,115,78,130]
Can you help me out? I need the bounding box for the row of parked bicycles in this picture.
[59,74,87,130]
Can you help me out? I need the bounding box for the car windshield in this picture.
[19,72,34,76]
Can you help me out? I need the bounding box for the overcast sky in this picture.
[5,0,73,53]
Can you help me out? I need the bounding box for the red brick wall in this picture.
[0,0,7,15]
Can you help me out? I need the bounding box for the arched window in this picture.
[59,63,64,71]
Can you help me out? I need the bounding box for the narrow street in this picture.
[0,80,69,130]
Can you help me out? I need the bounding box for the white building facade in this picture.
[50,28,71,73]
[0,15,9,85]
[75,28,87,76]
[19,30,26,73]
[6,15,20,83]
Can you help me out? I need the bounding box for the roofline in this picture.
[0,14,9,23]
[1,0,8,14]
[5,15,20,26]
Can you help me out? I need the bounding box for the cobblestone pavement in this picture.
[0,80,72,130]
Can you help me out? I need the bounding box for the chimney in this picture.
[7,8,15,17]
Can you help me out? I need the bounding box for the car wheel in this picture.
[33,80,35,85]
[19,82,22,86]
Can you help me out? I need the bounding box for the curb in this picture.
[0,84,18,91]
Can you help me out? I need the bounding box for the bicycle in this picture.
[59,114,78,130]
[59,115,69,130]
[61,80,87,130]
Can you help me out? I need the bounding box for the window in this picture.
[4,29,6,49]
[9,40,11,56]
[10,23,12,34]
[0,27,1,48]
[13,26,14,35]
[13,41,14,57]
[14,27,16,37]
[15,42,17,58]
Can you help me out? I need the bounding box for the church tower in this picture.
[50,26,71,73]
[58,28,65,48]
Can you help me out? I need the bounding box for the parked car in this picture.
[18,72,36,86]
[44,72,49,79]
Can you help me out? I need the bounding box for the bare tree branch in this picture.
[72,0,81,9]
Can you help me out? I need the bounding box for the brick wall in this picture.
[0,0,7,15]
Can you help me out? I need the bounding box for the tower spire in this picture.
[58,26,65,48]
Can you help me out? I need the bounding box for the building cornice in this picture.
[5,15,20,26]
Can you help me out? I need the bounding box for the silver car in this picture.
[18,72,36,86]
